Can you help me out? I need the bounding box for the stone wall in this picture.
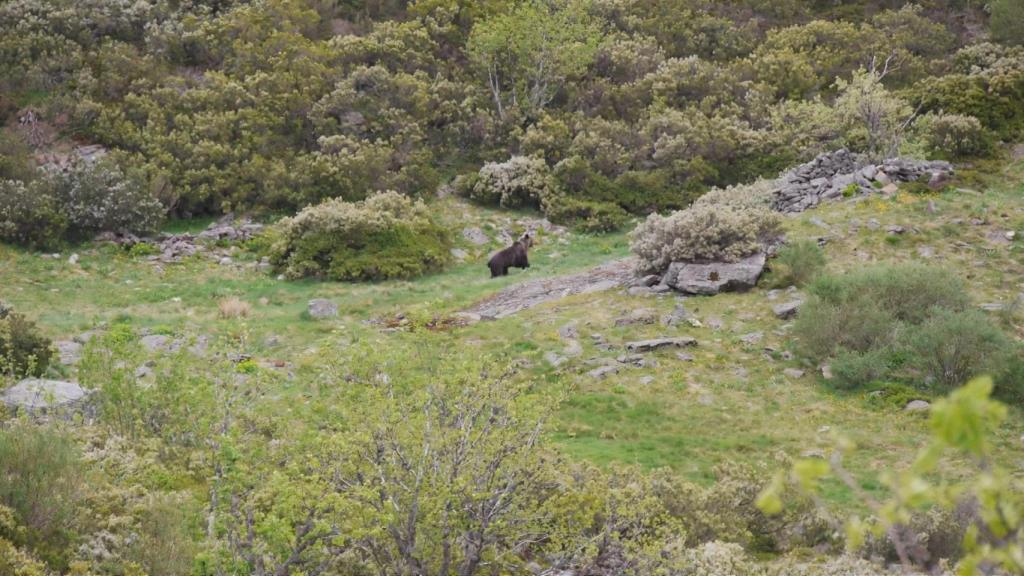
[771,149,954,213]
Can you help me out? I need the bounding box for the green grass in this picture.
[2,173,1024,513]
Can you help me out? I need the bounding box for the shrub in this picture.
[794,265,969,363]
[0,302,52,378]
[630,204,782,273]
[544,196,629,233]
[766,240,826,288]
[915,112,993,159]
[991,0,1024,46]
[470,156,555,209]
[217,297,251,319]
[0,422,81,556]
[693,179,777,212]
[47,160,164,240]
[906,308,1012,391]
[0,179,68,248]
[830,348,894,391]
[268,191,452,281]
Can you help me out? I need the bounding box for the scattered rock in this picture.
[308,299,338,319]
[55,340,83,365]
[450,248,469,261]
[662,304,690,326]
[558,322,579,340]
[68,253,79,265]
[638,376,655,385]
[635,274,661,287]
[140,334,180,353]
[916,246,935,259]
[462,227,490,246]
[820,364,833,380]
[218,256,233,266]
[563,339,583,358]
[739,332,763,345]
[772,300,803,320]
[625,337,697,353]
[587,365,619,379]
[881,183,899,196]
[1,378,94,419]
[885,224,905,235]
[615,309,657,327]
[663,253,766,295]
[676,352,695,362]
[545,352,568,367]
[783,368,805,378]
[904,400,931,412]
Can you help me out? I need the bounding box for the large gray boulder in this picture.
[2,378,95,419]
[625,337,697,353]
[662,253,766,295]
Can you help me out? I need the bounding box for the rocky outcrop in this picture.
[661,253,766,295]
[308,299,338,319]
[2,378,95,419]
[624,337,697,353]
[772,150,954,214]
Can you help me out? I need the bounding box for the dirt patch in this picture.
[463,258,638,320]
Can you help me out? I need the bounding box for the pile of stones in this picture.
[772,149,954,213]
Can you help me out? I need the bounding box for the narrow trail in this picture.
[462,258,638,319]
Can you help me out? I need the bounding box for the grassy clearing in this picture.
[2,170,1023,512]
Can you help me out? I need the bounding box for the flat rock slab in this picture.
[663,253,766,295]
[464,258,637,319]
[308,299,338,319]
[2,378,94,417]
[625,337,697,353]
[55,340,83,365]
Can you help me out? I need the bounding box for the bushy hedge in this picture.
[793,264,1019,395]
[268,191,452,281]
[630,204,782,272]
[0,302,52,378]
[0,160,164,248]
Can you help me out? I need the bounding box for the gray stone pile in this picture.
[772,149,954,213]
[97,216,265,263]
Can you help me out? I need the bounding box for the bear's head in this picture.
[518,232,533,249]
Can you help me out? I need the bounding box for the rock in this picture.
[650,284,672,294]
[625,337,697,353]
[1006,231,1017,241]
[307,299,338,319]
[635,274,661,287]
[866,218,880,230]
[140,334,180,353]
[545,351,568,367]
[980,303,1008,312]
[2,378,94,419]
[772,300,803,320]
[68,253,79,265]
[676,352,695,362]
[739,332,763,345]
[927,171,951,190]
[783,368,805,378]
[452,311,482,324]
[218,256,233,266]
[881,183,899,195]
[820,364,833,380]
[926,200,937,214]
[885,224,905,235]
[874,171,891,186]
[55,340,83,365]
[563,339,583,358]
[801,448,827,459]
[450,248,469,261]
[663,253,766,295]
[809,217,830,230]
[662,304,690,326]
[916,246,935,259]
[263,334,282,348]
[638,376,655,385]
[627,286,655,296]
[614,309,657,327]
[462,227,490,246]
[559,322,579,340]
[587,365,619,379]
[904,400,931,412]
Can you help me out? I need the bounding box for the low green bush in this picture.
[906,308,1013,391]
[469,156,555,209]
[0,180,68,248]
[915,112,993,159]
[0,422,81,560]
[544,196,629,233]
[830,348,894,391]
[0,302,52,378]
[766,240,826,288]
[268,191,452,281]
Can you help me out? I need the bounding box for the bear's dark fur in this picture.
[488,233,532,278]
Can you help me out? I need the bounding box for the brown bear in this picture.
[488,233,532,277]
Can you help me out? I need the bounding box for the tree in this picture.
[990,0,1024,47]
[833,60,917,161]
[467,0,603,121]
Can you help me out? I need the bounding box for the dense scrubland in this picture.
[2,0,1024,574]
